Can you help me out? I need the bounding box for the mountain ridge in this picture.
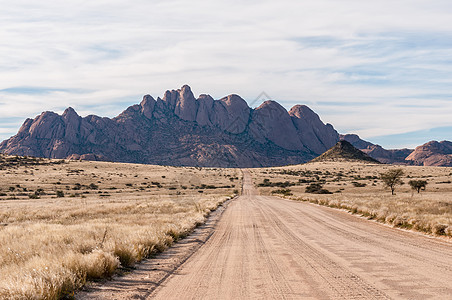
[0,85,339,167]
[1,85,450,167]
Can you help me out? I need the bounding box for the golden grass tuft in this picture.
[0,159,241,299]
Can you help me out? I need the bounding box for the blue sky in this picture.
[1,0,452,149]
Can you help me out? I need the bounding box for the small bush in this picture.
[271,188,293,196]
[56,191,65,198]
[89,183,99,190]
[28,192,40,199]
[305,183,332,194]
[433,224,447,236]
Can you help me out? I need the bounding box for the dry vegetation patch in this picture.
[0,156,240,299]
[252,161,452,237]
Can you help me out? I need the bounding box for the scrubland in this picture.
[252,161,452,237]
[0,154,240,299]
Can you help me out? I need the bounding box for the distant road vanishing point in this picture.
[150,171,452,299]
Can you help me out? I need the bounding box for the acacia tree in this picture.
[408,180,428,193]
[380,168,405,195]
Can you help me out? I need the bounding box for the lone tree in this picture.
[408,180,428,193]
[380,168,405,195]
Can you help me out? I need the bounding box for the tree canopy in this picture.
[380,168,405,195]
[408,180,428,193]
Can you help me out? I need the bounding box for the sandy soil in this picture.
[80,170,452,299]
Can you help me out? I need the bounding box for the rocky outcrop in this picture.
[0,85,341,167]
[290,105,339,154]
[212,94,250,134]
[249,101,304,151]
[140,95,156,119]
[195,94,214,126]
[174,85,198,122]
[405,141,452,167]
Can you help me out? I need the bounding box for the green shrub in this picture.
[28,192,40,199]
[408,180,428,193]
[305,183,332,194]
[271,188,293,196]
[89,183,99,190]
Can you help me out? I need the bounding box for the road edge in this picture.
[76,190,240,299]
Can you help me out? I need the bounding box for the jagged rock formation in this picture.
[340,134,413,164]
[290,105,339,155]
[405,141,452,167]
[311,141,380,163]
[0,85,339,167]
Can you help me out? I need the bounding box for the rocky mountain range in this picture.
[0,85,339,167]
[1,85,450,167]
[340,134,452,167]
[339,134,413,164]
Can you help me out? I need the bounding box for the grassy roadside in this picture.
[251,161,452,238]
[291,194,451,237]
[0,156,241,299]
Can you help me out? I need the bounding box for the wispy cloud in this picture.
[0,87,91,95]
[1,0,452,148]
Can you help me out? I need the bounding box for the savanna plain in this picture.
[0,154,240,299]
[252,161,452,237]
[1,154,452,299]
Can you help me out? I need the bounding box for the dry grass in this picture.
[0,156,241,299]
[251,161,452,237]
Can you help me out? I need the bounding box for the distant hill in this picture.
[340,134,412,164]
[311,141,380,163]
[340,134,452,167]
[405,141,452,167]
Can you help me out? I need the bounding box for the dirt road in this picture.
[80,171,452,299]
[150,171,452,299]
